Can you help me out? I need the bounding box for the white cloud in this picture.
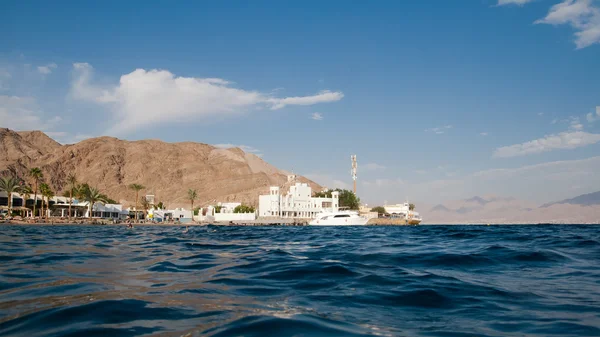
[480,132,489,136]
[587,106,600,122]
[475,155,600,179]
[425,125,453,134]
[493,131,600,158]
[70,63,343,135]
[37,63,57,75]
[0,95,62,131]
[364,163,387,171]
[534,0,600,49]
[311,112,324,120]
[363,178,403,187]
[569,116,584,130]
[552,118,559,124]
[267,90,343,110]
[497,0,536,5]
[538,112,544,116]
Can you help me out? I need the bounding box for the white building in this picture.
[148,208,193,223]
[215,202,241,213]
[90,203,130,220]
[259,182,339,219]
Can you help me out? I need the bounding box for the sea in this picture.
[0,224,599,337]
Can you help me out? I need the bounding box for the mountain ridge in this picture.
[425,192,600,224]
[0,128,321,208]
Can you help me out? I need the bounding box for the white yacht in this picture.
[309,209,369,226]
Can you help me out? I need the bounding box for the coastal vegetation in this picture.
[128,184,145,221]
[213,205,223,213]
[29,167,43,217]
[233,205,255,213]
[409,203,415,211]
[370,206,386,214]
[39,183,51,219]
[67,173,77,221]
[140,196,150,219]
[0,176,23,215]
[82,186,109,218]
[188,189,198,216]
[313,189,361,210]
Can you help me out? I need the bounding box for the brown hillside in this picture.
[0,128,321,208]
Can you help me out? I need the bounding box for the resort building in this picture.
[90,203,130,220]
[148,208,192,223]
[0,191,128,220]
[258,182,339,219]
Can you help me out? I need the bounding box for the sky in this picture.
[1,0,600,206]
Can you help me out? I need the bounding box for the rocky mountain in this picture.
[424,194,600,224]
[0,128,321,208]
[541,191,600,208]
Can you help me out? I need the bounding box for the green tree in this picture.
[233,205,255,213]
[409,203,415,211]
[21,185,32,204]
[67,173,77,221]
[29,167,43,217]
[0,176,23,215]
[39,183,53,219]
[370,206,386,214]
[20,185,32,217]
[128,184,145,221]
[83,186,109,219]
[213,205,223,213]
[156,201,164,210]
[140,196,150,220]
[313,189,361,210]
[74,183,89,200]
[187,189,198,215]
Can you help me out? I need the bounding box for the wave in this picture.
[0,224,598,336]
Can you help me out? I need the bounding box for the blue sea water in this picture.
[0,225,599,337]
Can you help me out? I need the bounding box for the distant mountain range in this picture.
[541,191,600,208]
[424,193,600,224]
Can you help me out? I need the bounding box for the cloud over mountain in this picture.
[70,63,343,135]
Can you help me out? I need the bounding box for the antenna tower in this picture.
[351,155,357,194]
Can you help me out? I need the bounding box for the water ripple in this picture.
[0,224,599,336]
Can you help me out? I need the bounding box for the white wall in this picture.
[214,213,256,221]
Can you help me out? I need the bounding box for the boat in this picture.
[309,209,370,226]
[383,202,423,225]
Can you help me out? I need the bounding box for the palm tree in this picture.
[67,173,77,221]
[140,196,150,220]
[42,186,54,219]
[29,168,43,218]
[0,176,23,216]
[83,186,108,219]
[409,203,415,211]
[128,184,145,221]
[21,185,32,217]
[39,183,51,219]
[188,189,198,216]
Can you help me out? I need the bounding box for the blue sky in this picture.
[1,0,600,206]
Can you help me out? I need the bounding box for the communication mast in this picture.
[351,155,357,194]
